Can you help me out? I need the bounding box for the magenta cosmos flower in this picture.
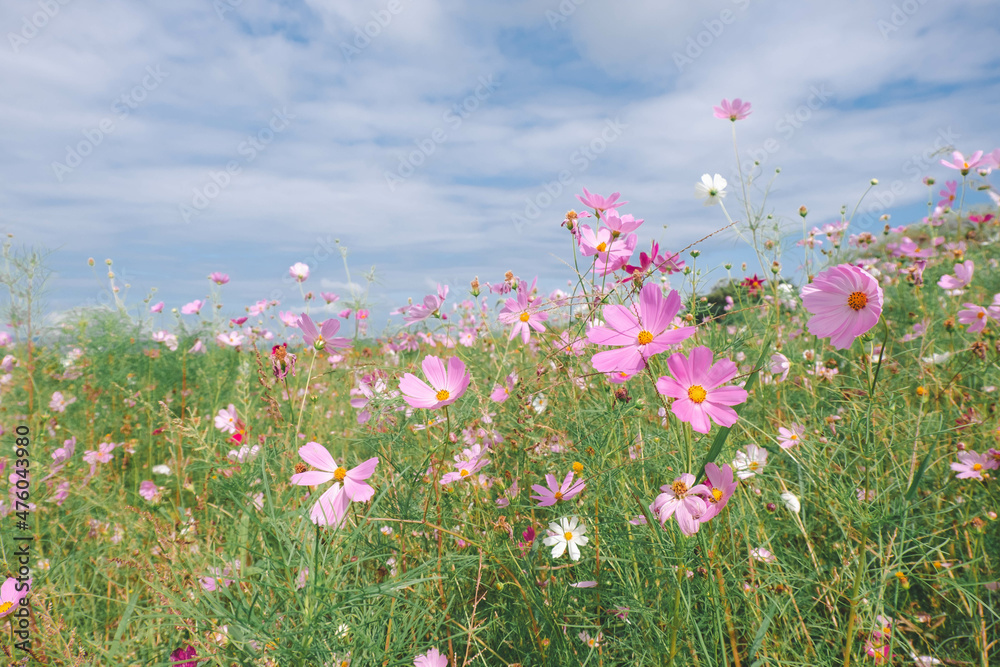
[399,355,470,409]
[800,264,884,350]
[530,472,586,507]
[297,313,351,351]
[290,442,378,526]
[209,272,230,285]
[699,463,737,521]
[587,284,696,375]
[713,98,752,121]
[651,473,709,536]
[940,150,984,176]
[498,282,548,344]
[656,346,748,434]
[576,187,628,214]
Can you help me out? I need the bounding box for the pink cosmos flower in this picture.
[602,208,644,236]
[289,262,310,282]
[950,450,993,479]
[940,150,984,175]
[777,424,804,449]
[52,437,76,465]
[150,301,164,313]
[0,576,30,618]
[576,187,628,213]
[270,343,296,379]
[200,562,239,592]
[958,304,991,333]
[622,241,684,281]
[297,313,351,351]
[83,442,116,465]
[152,331,179,351]
[217,331,244,348]
[440,450,490,485]
[713,98,752,121]
[770,353,790,382]
[139,481,160,502]
[278,311,299,327]
[399,356,470,410]
[530,472,586,507]
[651,473,709,536]
[937,260,974,291]
[490,373,516,403]
[209,272,230,285]
[188,340,206,354]
[699,463,737,521]
[414,647,448,667]
[215,405,238,433]
[587,284,696,375]
[404,284,449,325]
[320,291,340,304]
[937,181,958,209]
[656,347,748,434]
[800,264,883,350]
[290,442,378,527]
[181,300,204,315]
[498,282,548,344]
[49,391,76,413]
[751,547,776,563]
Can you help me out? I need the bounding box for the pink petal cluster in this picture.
[530,472,586,507]
[399,356,470,410]
[713,98,752,121]
[576,187,627,213]
[290,442,378,527]
[651,473,709,536]
[937,260,974,291]
[404,284,448,325]
[298,313,351,351]
[656,346,748,434]
[800,264,883,350]
[588,284,695,375]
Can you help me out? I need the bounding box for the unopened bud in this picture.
[799,206,808,218]
[923,177,935,186]
[470,276,480,297]
[870,178,879,186]
[87,257,95,266]
[690,250,700,258]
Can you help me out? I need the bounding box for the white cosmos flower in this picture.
[779,491,800,513]
[695,173,728,206]
[542,516,589,561]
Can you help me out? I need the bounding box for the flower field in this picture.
[2,102,999,666]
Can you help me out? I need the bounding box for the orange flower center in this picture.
[596,242,607,252]
[977,311,985,319]
[435,389,450,401]
[519,312,530,322]
[749,461,759,471]
[333,467,347,482]
[847,291,868,311]
[637,330,654,345]
[687,385,707,403]
[460,469,470,477]
[973,463,982,471]
[0,602,11,615]
[554,491,564,500]
[711,488,723,501]
[672,481,688,496]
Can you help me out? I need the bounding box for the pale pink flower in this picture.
[320,292,340,304]
[769,353,790,382]
[209,272,230,285]
[404,285,448,325]
[278,311,299,327]
[656,347,748,434]
[588,284,695,375]
[152,331,179,351]
[181,299,205,315]
[958,304,991,333]
[0,576,30,618]
[530,472,586,507]
[139,481,160,502]
[950,450,992,480]
[290,442,378,527]
[800,264,883,350]
[732,443,767,479]
[150,301,164,313]
[215,404,238,433]
[188,340,206,354]
[289,262,310,282]
[940,150,984,175]
[440,452,490,485]
[399,356,470,410]
[777,424,804,449]
[651,473,709,536]
[216,331,244,347]
[413,647,448,667]
[576,187,628,213]
[937,260,974,291]
[49,391,76,413]
[297,313,350,351]
[699,463,737,521]
[713,98,752,121]
[498,282,548,344]
[751,547,776,563]
[489,373,516,403]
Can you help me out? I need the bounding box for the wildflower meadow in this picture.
[3,101,1000,666]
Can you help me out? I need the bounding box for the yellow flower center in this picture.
[554,491,564,500]
[564,531,574,541]
[687,385,707,403]
[637,330,654,345]
[572,461,583,473]
[790,434,798,440]
[435,389,450,401]
[333,467,347,482]
[973,463,982,471]
[749,461,759,471]
[711,488,723,501]
[460,469,470,477]
[519,312,530,322]
[671,481,688,496]
[847,291,868,311]
[596,242,607,252]
[0,601,11,615]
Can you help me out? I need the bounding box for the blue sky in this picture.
[3,0,999,334]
